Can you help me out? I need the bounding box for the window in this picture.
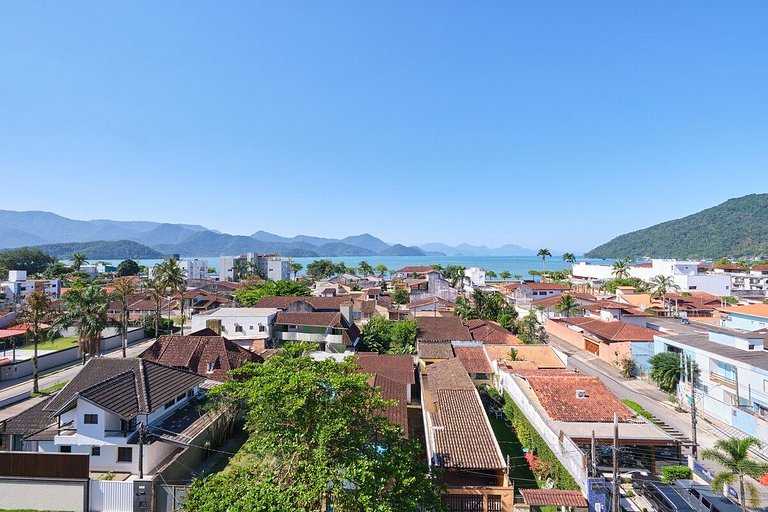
[117,447,132,462]
[206,362,215,373]
[165,400,175,409]
[249,325,254,330]
[235,324,244,333]
[60,446,72,453]
[176,393,186,402]
[187,389,194,398]
[92,446,101,456]
[689,286,697,290]
[84,414,98,424]
[259,324,265,332]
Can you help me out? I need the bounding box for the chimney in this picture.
[206,319,222,335]
[340,302,353,324]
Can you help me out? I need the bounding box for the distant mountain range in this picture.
[0,209,542,259]
[586,193,768,259]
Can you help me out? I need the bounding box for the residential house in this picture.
[354,354,415,436]
[219,253,289,282]
[464,319,522,344]
[653,325,768,450]
[190,307,278,349]
[1,359,207,478]
[422,358,513,511]
[452,342,493,384]
[648,292,722,318]
[512,282,570,307]
[496,368,681,491]
[528,292,598,320]
[405,296,455,317]
[272,308,360,353]
[485,344,567,371]
[719,304,768,332]
[393,266,437,279]
[416,317,472,343]
[140,334,262,381]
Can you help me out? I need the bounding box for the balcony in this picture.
[275,331,343,345]
[709,372,736,389]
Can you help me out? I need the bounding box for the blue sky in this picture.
[1,2,766,252]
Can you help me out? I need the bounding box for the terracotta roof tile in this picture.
[253,296,351,311]
[418,341,455,360]
[524,374,633,422]
[520,489,587,507]
[465,319,522,344]
[416,317,471,342]
[355,354,415,385]
[453,346,493,374]
[559,317,656,342]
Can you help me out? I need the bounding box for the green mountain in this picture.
[27,240,163,260]
[586,194,768,259]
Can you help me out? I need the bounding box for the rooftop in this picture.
[720,303,768,319]
[197,307,278,317]
[416,317,471,342]
[558,317,656,342]
[453,346,493,374]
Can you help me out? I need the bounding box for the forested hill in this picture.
[26,240,163,260]
[586,194,768,259]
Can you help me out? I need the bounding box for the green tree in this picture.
[306,259,341,280]
[611,259,630,279]
[375,264,388,277]
[71,252,88,272]
[703,438,768,512]
[289,262,303,279]
[153,258,187,334]
[116,259,141,277]
[537,248,552,275]
[184,344,444,511]
[486,270,497,279]
[21,290,53,393]
[43,262,74,279]
[112,277,136,357]
[390,288,410,305]
[648,352,698,392]
[518,312,547,344]
[555,294,580,317]
[454,296,473,320]
[649,274,681,297]
[148,277,166,339]
[233,280,311,307]
[500,270,511,280]
[390,319,417,354]
[0,247,56,275]
[51,285,110,362]
[358,318,417,354]
[562,252,576,263]
[357,261,374,276]
[444,265,467,289]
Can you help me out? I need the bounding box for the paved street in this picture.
[0,337,157,421]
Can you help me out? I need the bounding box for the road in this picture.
[0,337,158,421]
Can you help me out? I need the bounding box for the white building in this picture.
[572,259,732,296]
[219,253,290,282]
[4,359,207,478]
[0,270,61,303]
[654,326,768,452]
[464,267,486,289]
[190,307,278,348]
[179,259,208,281]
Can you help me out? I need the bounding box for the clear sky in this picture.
[1,2,767,252]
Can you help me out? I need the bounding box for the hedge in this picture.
[501,391,579,490]
[661,465,692,483]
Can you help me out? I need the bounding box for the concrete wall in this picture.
[545,318,586,350]
[0,477,87,512]
[0,327,145,381]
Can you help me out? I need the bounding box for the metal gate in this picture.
[89,480,134,512]
[155,484,189,512]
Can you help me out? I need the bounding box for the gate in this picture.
[155,484,190,512]
[89,480,134,512]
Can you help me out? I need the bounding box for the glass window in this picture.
[60,446,72,453]
[84,414,98,424]
[92,446,101,456]
[117,447,132,462]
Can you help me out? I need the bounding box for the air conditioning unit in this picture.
[576,389,587,399]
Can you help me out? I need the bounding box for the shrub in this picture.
[661,465,692,483]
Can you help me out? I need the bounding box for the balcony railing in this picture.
[709,372,736,388]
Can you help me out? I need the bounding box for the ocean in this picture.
[99,255,611,277]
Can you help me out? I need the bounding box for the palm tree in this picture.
[648,352,698,392]
[375,264,388,277]
[148,277,166,339]
[21,290,52,393]
[612,260,630,280]
[154,258,187,335]
[513,274,523,282]
[486,270,497,280]
[537,249,552,276]
[72,252,88,272]
[703,437,768,512]
[555,294,580,318]
[52,285,110,363]
[358,261,374,277]
[449,266,467,290]
[500,271,511,280]
[562,252,576,264]
[649,274,680,298]
[112,277,136,357]
[289,262,303,280]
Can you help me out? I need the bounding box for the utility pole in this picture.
[688,355,698,459]
[591,430,597,477]
[613,413,620,512]
[138,422,145,479]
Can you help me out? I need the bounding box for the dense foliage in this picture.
[501,391,579,489]
[586,193,768,259]
[358,317,417,354]
[455,290,518,331]
[23,240,162,259]
[0,247,56,275]
[233,280,311,306]
[184,343,444,511]
[390,288,410,304]
[116,259,141,276]
[661,465,692,483]
[648,352,698,392]
[517,312,547,344]
[306,259,347,279]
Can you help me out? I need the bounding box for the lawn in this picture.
[487,414,539,490]
[621,399,656,423]
[34,337,79,352]
[31,381,69,397]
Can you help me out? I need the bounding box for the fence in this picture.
[0,452,89,512]
[89,480,135,512]
[155,483,190,512]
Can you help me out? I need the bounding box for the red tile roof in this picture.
[464,319,522,344]
[524,374,633,422]
[416,317,471,341]
[355,354,415,385]
[520,282,571,291]
[559,317,656,342]
[253,296,351,311]
[372,374,408,436]
[520,489,587,507]
[453,346,493,374]
[396,266,437,274]
[274,312,342,327]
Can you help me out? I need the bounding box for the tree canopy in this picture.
[183,343,443,511]
[116,259,141,276]
[306,259,346,279]
[0,247,56,275]
[357,317,417,354]
[233,280,311,307]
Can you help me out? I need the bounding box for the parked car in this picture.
[634,480,695,512]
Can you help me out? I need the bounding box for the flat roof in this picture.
[656,332,768,372]
[198,307,278,316]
